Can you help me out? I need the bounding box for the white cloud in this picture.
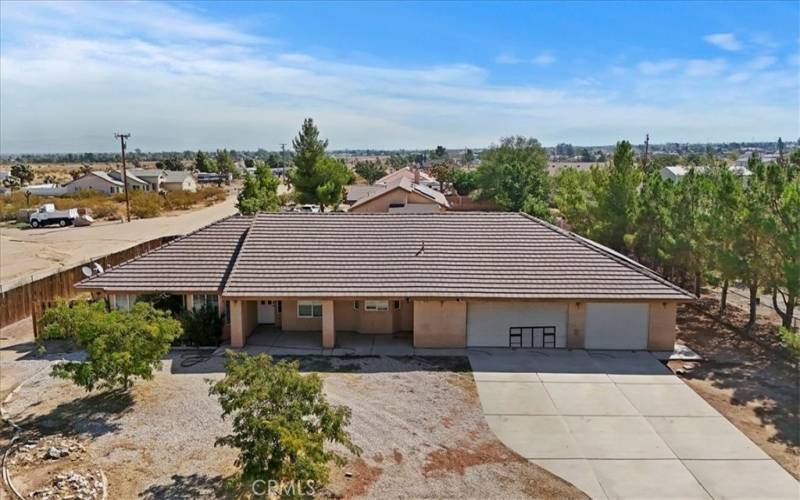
[749,55,777,70]
[495,52,555,66]
[532,53,555,66]
[495,52,523,64]
[0,2,797,152]
[704,33,742,51]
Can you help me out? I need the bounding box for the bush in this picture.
[779,327,800,357]
[179,305,223,346]
[38,300,181,391]
[164,190,196,210]
[130,191,164,218]
[90,203,120,220]
[209,352,361,489]
[136,292,184,316]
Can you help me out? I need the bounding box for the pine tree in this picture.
[591,140,642,252]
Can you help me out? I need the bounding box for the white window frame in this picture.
[193,294,219,312]
[297,300,323,318]
[365,300,389,312]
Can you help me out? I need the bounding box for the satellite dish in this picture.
[81,266,93,278]
[93,263,104,274]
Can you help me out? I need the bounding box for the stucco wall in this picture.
[567,302,586,348]
[648,302,678,350]
[230,299,258,347]
[65,175,120,195]
[413,300,466,348]
[349,189,409,213]
[281,300,323,331]
[332,300,403,334]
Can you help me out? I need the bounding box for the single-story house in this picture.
[76,212,693,351]
[375,167,438,189]
[23,183,68,196]
[108,170,152,191]
[126,169,165,191]
[345,184,388,205]
[63,171,125,195]
[348,177,450,213]
[162,170,197,192]
[659,165,752,183]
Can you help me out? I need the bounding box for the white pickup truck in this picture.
[29,204,79,228]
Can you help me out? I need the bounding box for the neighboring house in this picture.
[126,169,165,191]
[23,183,68,196]
[375,167,437,189]
[108,170,152,191]
[63,171,125,195]
[734,152,779,168]
[77,212,693,351]
[348,177,450,213]
[659,165,752,183]
[344,184,387,205]
[162,170,197,192]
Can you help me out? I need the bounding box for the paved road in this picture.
[469,349,799,499]
[1,194,237,288]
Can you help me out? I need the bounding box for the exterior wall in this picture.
[322,300,335,348]
[349,189,409,213]
[648,302,678,350]
[567,302,586,348]
[65,175,121,195]
[413,300,466,348]
[163,177,197,192]
[585,303,650,350]
[281,300,323,331]
[466,301,568,348]
[230,299,258,348]
[332,300,404,334]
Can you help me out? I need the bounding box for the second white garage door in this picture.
[467,301,567,347]
[585,303,649,350]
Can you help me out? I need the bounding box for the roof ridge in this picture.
[77,214,249,286]
[516,212,695,299]
[220,215,259,295]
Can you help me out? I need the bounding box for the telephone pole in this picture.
[643,133,650,171]
[115,133,131,222]
[279,143,287,178]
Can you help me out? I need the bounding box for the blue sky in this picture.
[1,0,798,152]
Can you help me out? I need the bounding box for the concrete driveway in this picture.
[469,349,798,499]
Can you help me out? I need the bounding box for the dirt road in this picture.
[0,195,237,289]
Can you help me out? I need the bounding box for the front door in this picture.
[257,300,276,324]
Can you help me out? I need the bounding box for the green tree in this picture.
[194,151,216,173]
[209,352,361,489]
[590,140,642,252]
[38,301,181,391]
[10,163,34,185]
[289,119,353,211]
[216,149,237,177]
[429,162,456,192]
[551,167,594,235]
[475,136,550,217]
[156,155,184,171]
[431,145,448,159]
[629,172,675,271]
[452,169,478,195]
[462,148,475,165]
[237,164,281,215]
[580,148,593,162]
[670,169,713,294]
[708,165,745,313]
[354,160,387,184]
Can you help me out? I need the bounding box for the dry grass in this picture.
[1,186,227,222]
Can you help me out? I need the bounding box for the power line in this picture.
[114,133,131,222]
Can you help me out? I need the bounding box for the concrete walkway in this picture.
[469,349,799,499]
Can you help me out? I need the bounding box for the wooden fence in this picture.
[1,235,177,327]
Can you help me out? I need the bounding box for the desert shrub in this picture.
[202,186,228,203]
[179,305,223,346]
[90,203,119,220]
[164,190,196,210]
[209,352,361,490]
[130,191,164,218]
[38,300,181,391]
[779,327,800,357]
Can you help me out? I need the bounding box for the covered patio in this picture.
[220,324,468,356]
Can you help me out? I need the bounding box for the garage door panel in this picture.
[585,303,648,350]
[467,302,567,347]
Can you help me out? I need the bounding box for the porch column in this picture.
[230,300,245,348]
[322,300,335,348]
[184,294,194,312]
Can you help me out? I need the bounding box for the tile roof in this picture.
[64,171,124,187]
[222,212,693,300]
[375,166,435,185]
[75,215,253,293]
[349,177,450,210]
[345,184,387,204]
[162,170,194,183]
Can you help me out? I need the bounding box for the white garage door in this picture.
[585,303,649,350]
[467,301,567,348]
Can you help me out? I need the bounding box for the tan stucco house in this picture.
[348,177,450,213]
[64,171,126,195]
[76,213,693,351]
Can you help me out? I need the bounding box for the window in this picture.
[353,301,360,310]
[114,294,137,311]
[193,294,219,312]
[365,300,389,312]
[297,301,323,318]
[394,300,401,310]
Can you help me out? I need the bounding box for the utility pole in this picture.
[643,133,650,171]
[115,133,131,222]
[279,143,287,179]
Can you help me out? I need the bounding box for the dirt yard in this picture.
[2,343,583,499]
[0,194,237,287]
[672,297,799,479]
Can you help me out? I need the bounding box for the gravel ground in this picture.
[3,352,583,499]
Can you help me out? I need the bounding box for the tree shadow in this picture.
[677,303,799,451]
[139,473,232,499]
[13,389,134,439]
